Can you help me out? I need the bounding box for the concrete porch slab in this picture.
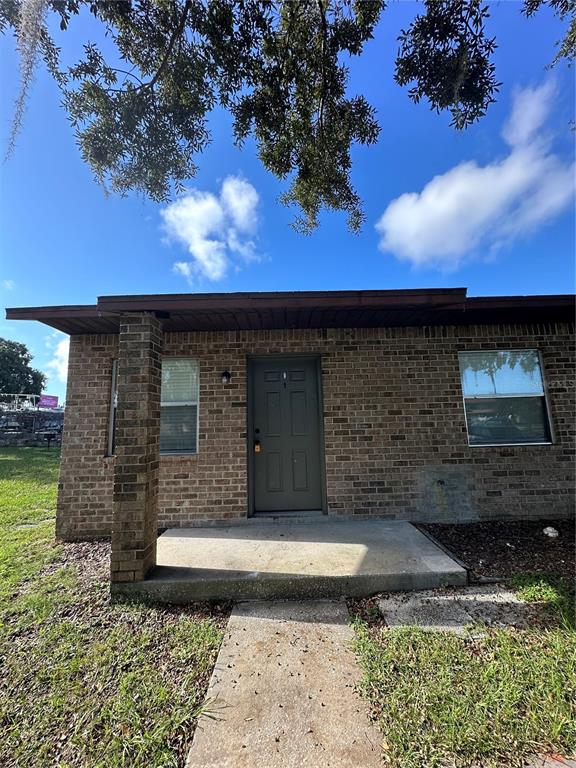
[112,519,467,603]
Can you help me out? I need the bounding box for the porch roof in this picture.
[5,288,575,335]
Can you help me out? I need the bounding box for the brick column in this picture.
[111,312,163,582]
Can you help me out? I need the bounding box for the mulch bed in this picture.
[420,518,575,581]
[49,538,233,624]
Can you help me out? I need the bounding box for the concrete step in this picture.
[112,520,467,603]
[114,565,467,603]
[250,509,325,523]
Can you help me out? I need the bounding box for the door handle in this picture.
[254,439,262,454]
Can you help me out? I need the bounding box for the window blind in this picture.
[160,359,199,453]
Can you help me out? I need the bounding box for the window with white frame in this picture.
[160,359,199,453]
[107,358,199,455]
[458,350,552,446]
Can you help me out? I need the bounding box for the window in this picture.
[107,358,199,455]
[459,350,552,446]
[107,359,118,456]
[160,359,199,453]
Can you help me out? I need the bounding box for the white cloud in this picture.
[502,81,554,147]
[173,261,192,278]
[44,330,61,348]
[221,176,259,233]
[376,82,575,270]
[46,335,70,384]
[2,279,15,291]
[161,176,260,282]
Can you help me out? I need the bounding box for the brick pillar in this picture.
[111,312,163,582]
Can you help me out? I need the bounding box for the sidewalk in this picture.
[186,600,381,768]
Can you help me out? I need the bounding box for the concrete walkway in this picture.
[186,600,381,768]
[117,520,467,603]
[378,584,542,632]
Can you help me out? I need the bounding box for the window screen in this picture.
[459,350,551,446]
[160,359,199,453]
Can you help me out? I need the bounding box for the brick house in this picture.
[7,288,575,583]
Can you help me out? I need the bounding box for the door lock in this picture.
[254,439,262,454]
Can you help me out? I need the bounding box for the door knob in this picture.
[254,439,262,454]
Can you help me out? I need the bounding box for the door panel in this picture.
[266,452,283,492]
[265,391,281,435]
[292,450,308,491]
[290,390,307,436]
[251,357,323,512]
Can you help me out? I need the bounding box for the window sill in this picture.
[467,441,553,448]
[160,451,198,457]
[105,452,198,458]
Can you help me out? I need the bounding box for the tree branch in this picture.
[317,0,328,136]
[111,67,144,86]
[144,0,192,90]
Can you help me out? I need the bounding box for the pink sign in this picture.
[38,395,59,409]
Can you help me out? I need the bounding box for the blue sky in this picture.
[1,2,574,403]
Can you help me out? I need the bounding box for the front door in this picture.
[250,357,324,513]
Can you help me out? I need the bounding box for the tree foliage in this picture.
[0,338,46,395]
[2,0,574,231]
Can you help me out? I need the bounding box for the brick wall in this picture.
[57,322,575,539]
[56,333,117,539]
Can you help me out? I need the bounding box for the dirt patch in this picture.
[49,538,111,580]
[43,538,232,624]
[420,518,575,581]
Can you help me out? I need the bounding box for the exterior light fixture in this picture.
[221,370,231,384]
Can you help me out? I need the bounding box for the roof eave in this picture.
[5,290,575,335]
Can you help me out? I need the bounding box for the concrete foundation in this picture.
[112,520,467,602]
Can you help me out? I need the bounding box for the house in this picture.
[6,288,575,585]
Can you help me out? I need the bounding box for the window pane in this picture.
[161,359,199,404]
[464,397,550,445]
[108,359,118,456]
[160,405,197,452]
[459,351,544,397]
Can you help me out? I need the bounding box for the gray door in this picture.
[251,357,323,513]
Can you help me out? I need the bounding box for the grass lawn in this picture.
[0,447,62,600]
[352,578,576,768]
[0,448,227,768]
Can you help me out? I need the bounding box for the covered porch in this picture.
[111,518,467,603]
[99,305,470,597]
